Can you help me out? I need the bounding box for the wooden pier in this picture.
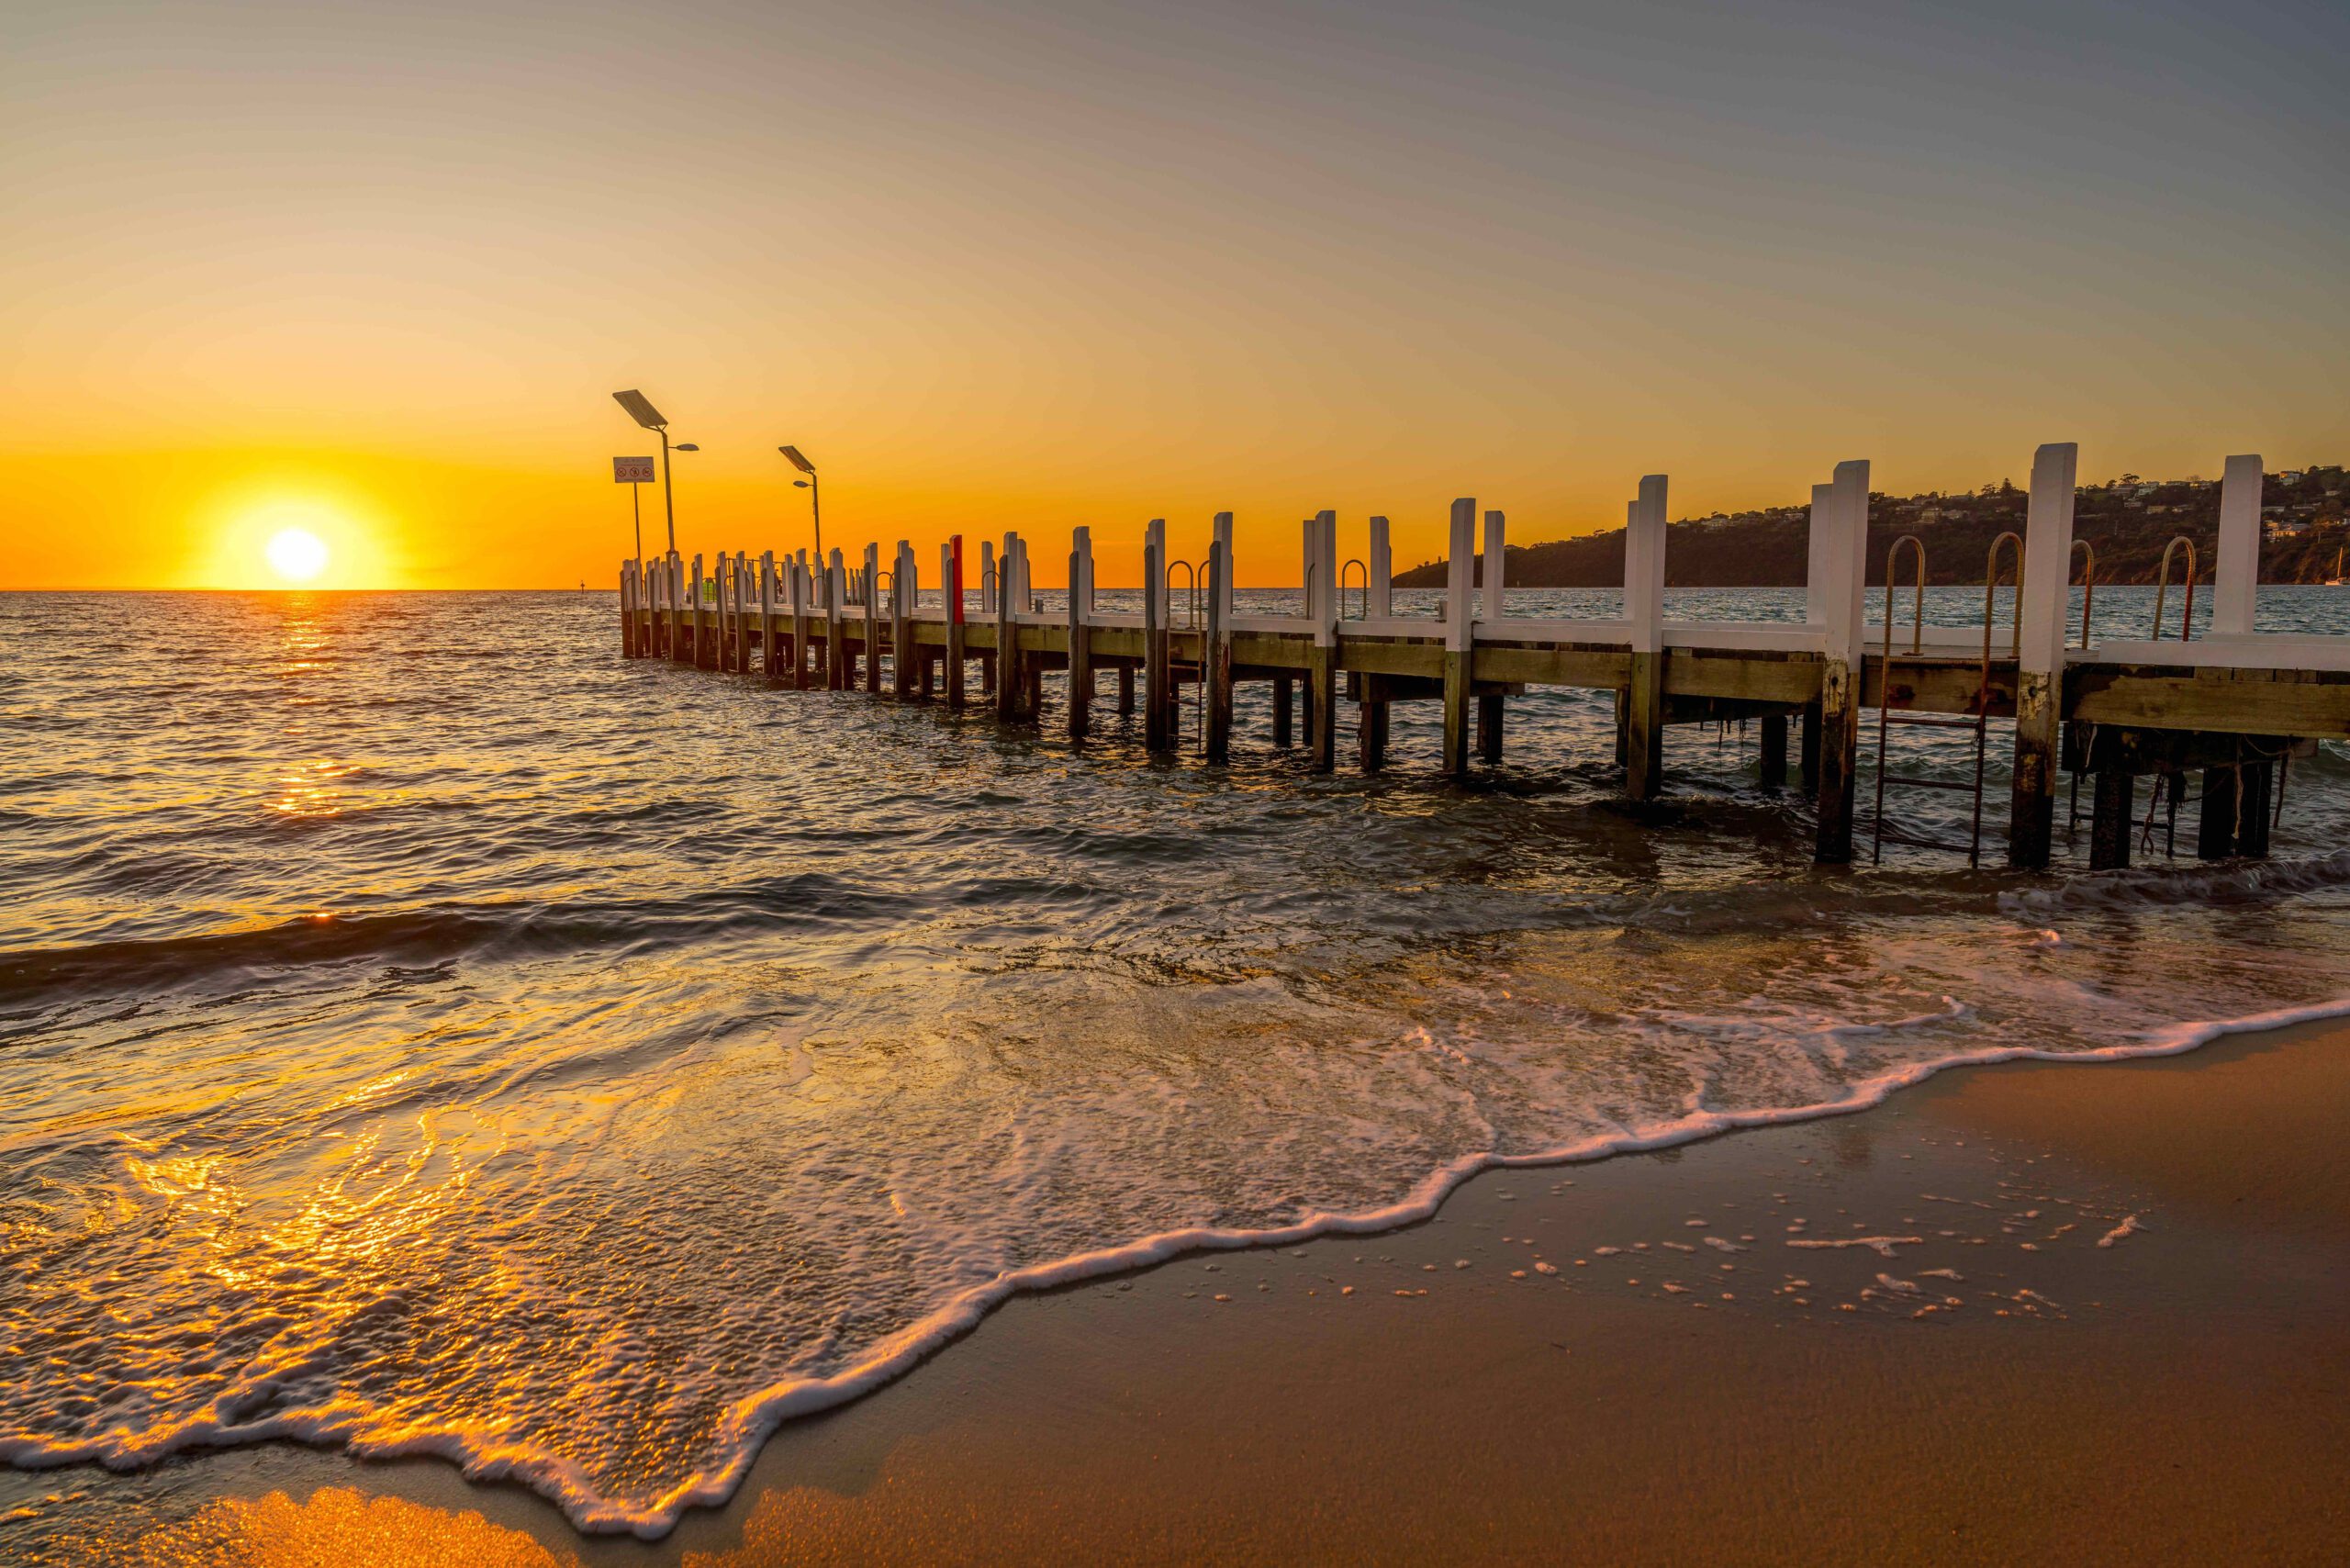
[618,444,2350,871]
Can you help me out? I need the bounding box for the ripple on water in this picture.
[2,588,2348,1534]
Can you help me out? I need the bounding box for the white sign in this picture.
[613,455,656,484]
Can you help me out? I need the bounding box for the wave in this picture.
[0,875,901,1007]
[6,990,2344,1538]
[1999,846,2350,918]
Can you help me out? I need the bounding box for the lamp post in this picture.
[613,390,697,557]
[779,445,820,564]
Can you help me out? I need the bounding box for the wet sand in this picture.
[14,1015,2349,1566]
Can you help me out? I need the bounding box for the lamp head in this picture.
[793,480,810,488]
[674,442,699,452]
[612,389,667,430]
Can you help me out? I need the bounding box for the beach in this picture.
[17,1009,2345,1566]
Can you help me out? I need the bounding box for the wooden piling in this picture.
[713,553,729,671]
[1476,696,1504,765]
[729,557,743,673]
[1310,644,1337,772]
[863,544,883,696]
[1145,520,1173,755]
[2089,770,2133,869]
[1441,498,1475,778]
[824,551,846,689]
[1204,521,1234,762]
[790,556,811,690]
[1272,676,1293,747]
[995,532,1022,722]
[733,554,750,672]
[1812,665,1861,860]
[1759,713,1788,789]
[891,543,914,700]
[1472,507,1507,766]
[1358,678,1390,770]
[946,537,967,710]
[1308,510,1337,773]
[1622,481,1667,799]
[1811,463,1869,863]
[2240,761,2274,858]
[758,554,777,677]
[2197,767,2242,859]
[1068,530,1092,742]
[1624,655,1664,798]
[1118,664,1135,716]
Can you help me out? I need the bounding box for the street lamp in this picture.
[779,445,820,563]
[613,390,697,557]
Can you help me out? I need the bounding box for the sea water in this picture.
[3,585,2346,1535]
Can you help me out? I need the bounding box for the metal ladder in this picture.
[1869,532,2022,868]
[1166,556,1210,749]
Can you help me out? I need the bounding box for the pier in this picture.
[616,443,2350,871]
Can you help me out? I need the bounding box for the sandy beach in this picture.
[11,1011,2345,1567]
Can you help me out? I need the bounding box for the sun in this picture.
[264,527,330,584]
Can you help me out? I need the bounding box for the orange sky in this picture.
[6,1,2344,590]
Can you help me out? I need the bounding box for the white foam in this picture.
[2096,1214,2143,1249]
[10,991,2345,1539]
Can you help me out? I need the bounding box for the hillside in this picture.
[1393,466,2349,588]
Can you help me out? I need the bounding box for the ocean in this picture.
[4,584,2347,1537]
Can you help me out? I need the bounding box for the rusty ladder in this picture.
[1869,532,2022,868]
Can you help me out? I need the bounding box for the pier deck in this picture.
[618,446,2348,871]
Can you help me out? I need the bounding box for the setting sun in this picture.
[191,491,392,590]
[264,527,330,583]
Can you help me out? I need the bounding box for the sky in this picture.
[5,0,2344,588]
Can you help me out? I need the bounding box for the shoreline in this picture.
[11,1006,2350,1564]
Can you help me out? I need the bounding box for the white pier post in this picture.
[689,553,706,666]
[1441,498,1477,777]
[757,551,776,677]
[1368,515,1393,619]
[994,532,1022,720]
[1297,515,1323,756]
[1813,460,1871,862]
[862,543,882,694]
[619,559,635,655]
[2210,454,2266,638]
[1205,511,1235,761]
[1071,524,1094,738]
[891,542,916,699]
[1068,525,1094,739]
[1622,479,1668,799]
[943,539,965,708]
[2009,442,2079,868]
[789,551,810,689]
[1309,509,1338,771]
[825,547,847,689]
[1482,508,1506,622]
[1144,518,1172,752]
[1805,483,1834,631]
